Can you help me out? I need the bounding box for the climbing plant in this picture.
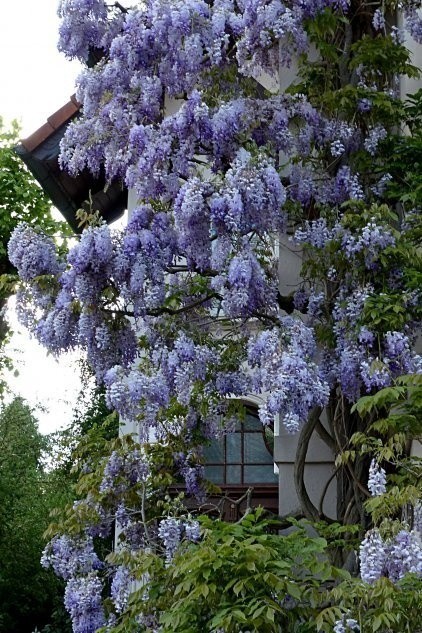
[8,0,422,631]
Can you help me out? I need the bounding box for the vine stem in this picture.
[294,407,325,521]
[318,465,341,516]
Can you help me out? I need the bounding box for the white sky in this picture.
[0,0,81,137]
[1,1,83,433]
[5,301,83,434]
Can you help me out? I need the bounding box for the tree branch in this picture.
[165,265,218,277]
[102,292,221,319]
[114,2,129,13]
[148,293,221,316]
[339,21,353,87]
[318,465,341,516]
[251,310,280,325]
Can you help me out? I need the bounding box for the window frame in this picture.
[204,404,277,486]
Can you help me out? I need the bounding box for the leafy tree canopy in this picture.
[0,398,71,633]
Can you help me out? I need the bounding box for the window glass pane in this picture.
[244,411,261,430]
[203,440,224,464]
[244,464,278,483]
[204,465,224,483]
[226,465,241,483]
[233,417,242,432]
[245,433,272,464]
[226,433,241,462]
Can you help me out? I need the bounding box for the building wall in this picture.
[400,13,422,99]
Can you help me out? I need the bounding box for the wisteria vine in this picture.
[9,0,422,631]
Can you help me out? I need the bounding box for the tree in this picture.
[9,1,422,631]
[0,398,71,633]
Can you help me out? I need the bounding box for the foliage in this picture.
[349,374,422,522]
[317,375,422,632]
[383,89,422,210]
[107,510,344,633]
[0,120,51,266]
[0,398,71,633]
[8,0,422,632]
[49,364,118,476]
[318,575,422,633]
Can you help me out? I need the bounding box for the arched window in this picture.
[203,405,277,486]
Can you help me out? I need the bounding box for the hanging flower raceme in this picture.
[57,0,112,61]
[111,566,134,613]
[64,574,106,633]
[333,618,360,633]
[360,528,422,584]
[158,516,201,564]
[367,459,387,496]
[41,534,103,581]
[42,534,106,633]
[8,223,63,281]
[99,449,149,494]
[359,529,387,584]
[248,319,330,432]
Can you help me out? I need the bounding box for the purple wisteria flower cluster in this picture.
[64,574,106,633]
[99,448,149,494]
[57,0,123,61]
[293,211,421,401]
[8,223,63,281]
[341,218,395,265]
[372,8,386,31]
[294,216,396,266]
[41,535,105,631]
[333,618,360,633]
[334,287,421,400]
[56,0,381,218]
[158,516,201,564]
[414,502,422,537]
[41,534,103,581]
[360,528,422,584]
[364,125,387,156]
[404,5,422,44]
[248,318,330,432]
[103,332,219,431]
[110,566,133,614]
[367,459,387,496]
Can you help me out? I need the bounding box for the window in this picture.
[204,405,277,486]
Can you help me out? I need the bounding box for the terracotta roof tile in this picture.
[21,96,81,153]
